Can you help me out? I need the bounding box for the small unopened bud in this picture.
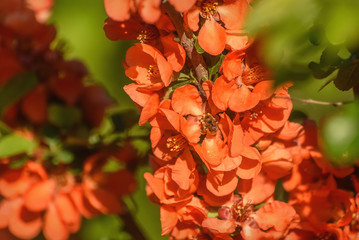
[218,207,232,220]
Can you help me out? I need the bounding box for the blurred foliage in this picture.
[70,215,131,240]
[50,0,134,106]
[50,1,165,239]
[246,0,359,87]
[320,101,359,166]
[247,0,359,167]
[0,134,36,158]
[0,72,37,115]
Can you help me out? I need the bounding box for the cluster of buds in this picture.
[0,1,142,239]
[104,0,359,239]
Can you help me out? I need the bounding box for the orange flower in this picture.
[237,172,276,205]
[160,197,207,238]
[304,188,353,230]
[0,162,83,240]
[82,152,137,214]
[123,83,162,126]
[23,170,82,240]
[150,100,189,161]
[104,15,186,72]
[104,0,161,24]
[125,43,173,88]
[241,201,299,240]
[261,142,293,180]
[185,0,250,55]
[144,149,198,205]
[240,83,293,146]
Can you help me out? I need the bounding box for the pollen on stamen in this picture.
[231,198,253,222]
[147,65,160,80]
[243,65,265,85]
[137,26,159,43]
[199,0,219,20]
[166,135,187,152]
[249,110,263,120]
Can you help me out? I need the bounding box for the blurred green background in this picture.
[50,0,166,239]
[48,0,355,239]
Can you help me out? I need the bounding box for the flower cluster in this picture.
[0,1,141,239]
[104,0,359,239]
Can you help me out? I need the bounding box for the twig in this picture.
[274,96,352,107]
[354,84,359,99]
[119,203,147,240]
[162,2,208,100]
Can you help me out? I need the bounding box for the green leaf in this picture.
[208,54,225,81]
[308,62,337,79]
[53,150,74,164]
[288,110,308,123]
[0,72,37,115]
[9,156,29,169]
[102,157,125,172]
[193,34,205,54]
[0,134,37,157]
[48,104,82,128]
[334,59,359,91]
[274,179,289,202]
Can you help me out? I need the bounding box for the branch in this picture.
[274,96,352,107]
[162,2,208,100]
[354,84,359,99]
[119,203,147,240]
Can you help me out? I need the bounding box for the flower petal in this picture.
[104,0,131,22]
[198,18,226,55]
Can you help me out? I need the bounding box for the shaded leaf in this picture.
[53,150,74,164]
[0,72,37,115]
[208,54,225,81]
[334,59,359,91]
[48,104,82,128]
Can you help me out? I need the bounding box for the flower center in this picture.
[231,199,253,222]
[166,134,187,152]
[199,0,219,20]
[242,65,265,85]
[200,113,218,135]
[137,25,159,43]
[249,110,263,120]
[147,64,160,80]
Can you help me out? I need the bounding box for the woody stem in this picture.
[119,203,147,240]
[162,2,208,100]
[354,84,359,99]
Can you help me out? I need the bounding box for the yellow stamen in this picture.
[166,135,187,152]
